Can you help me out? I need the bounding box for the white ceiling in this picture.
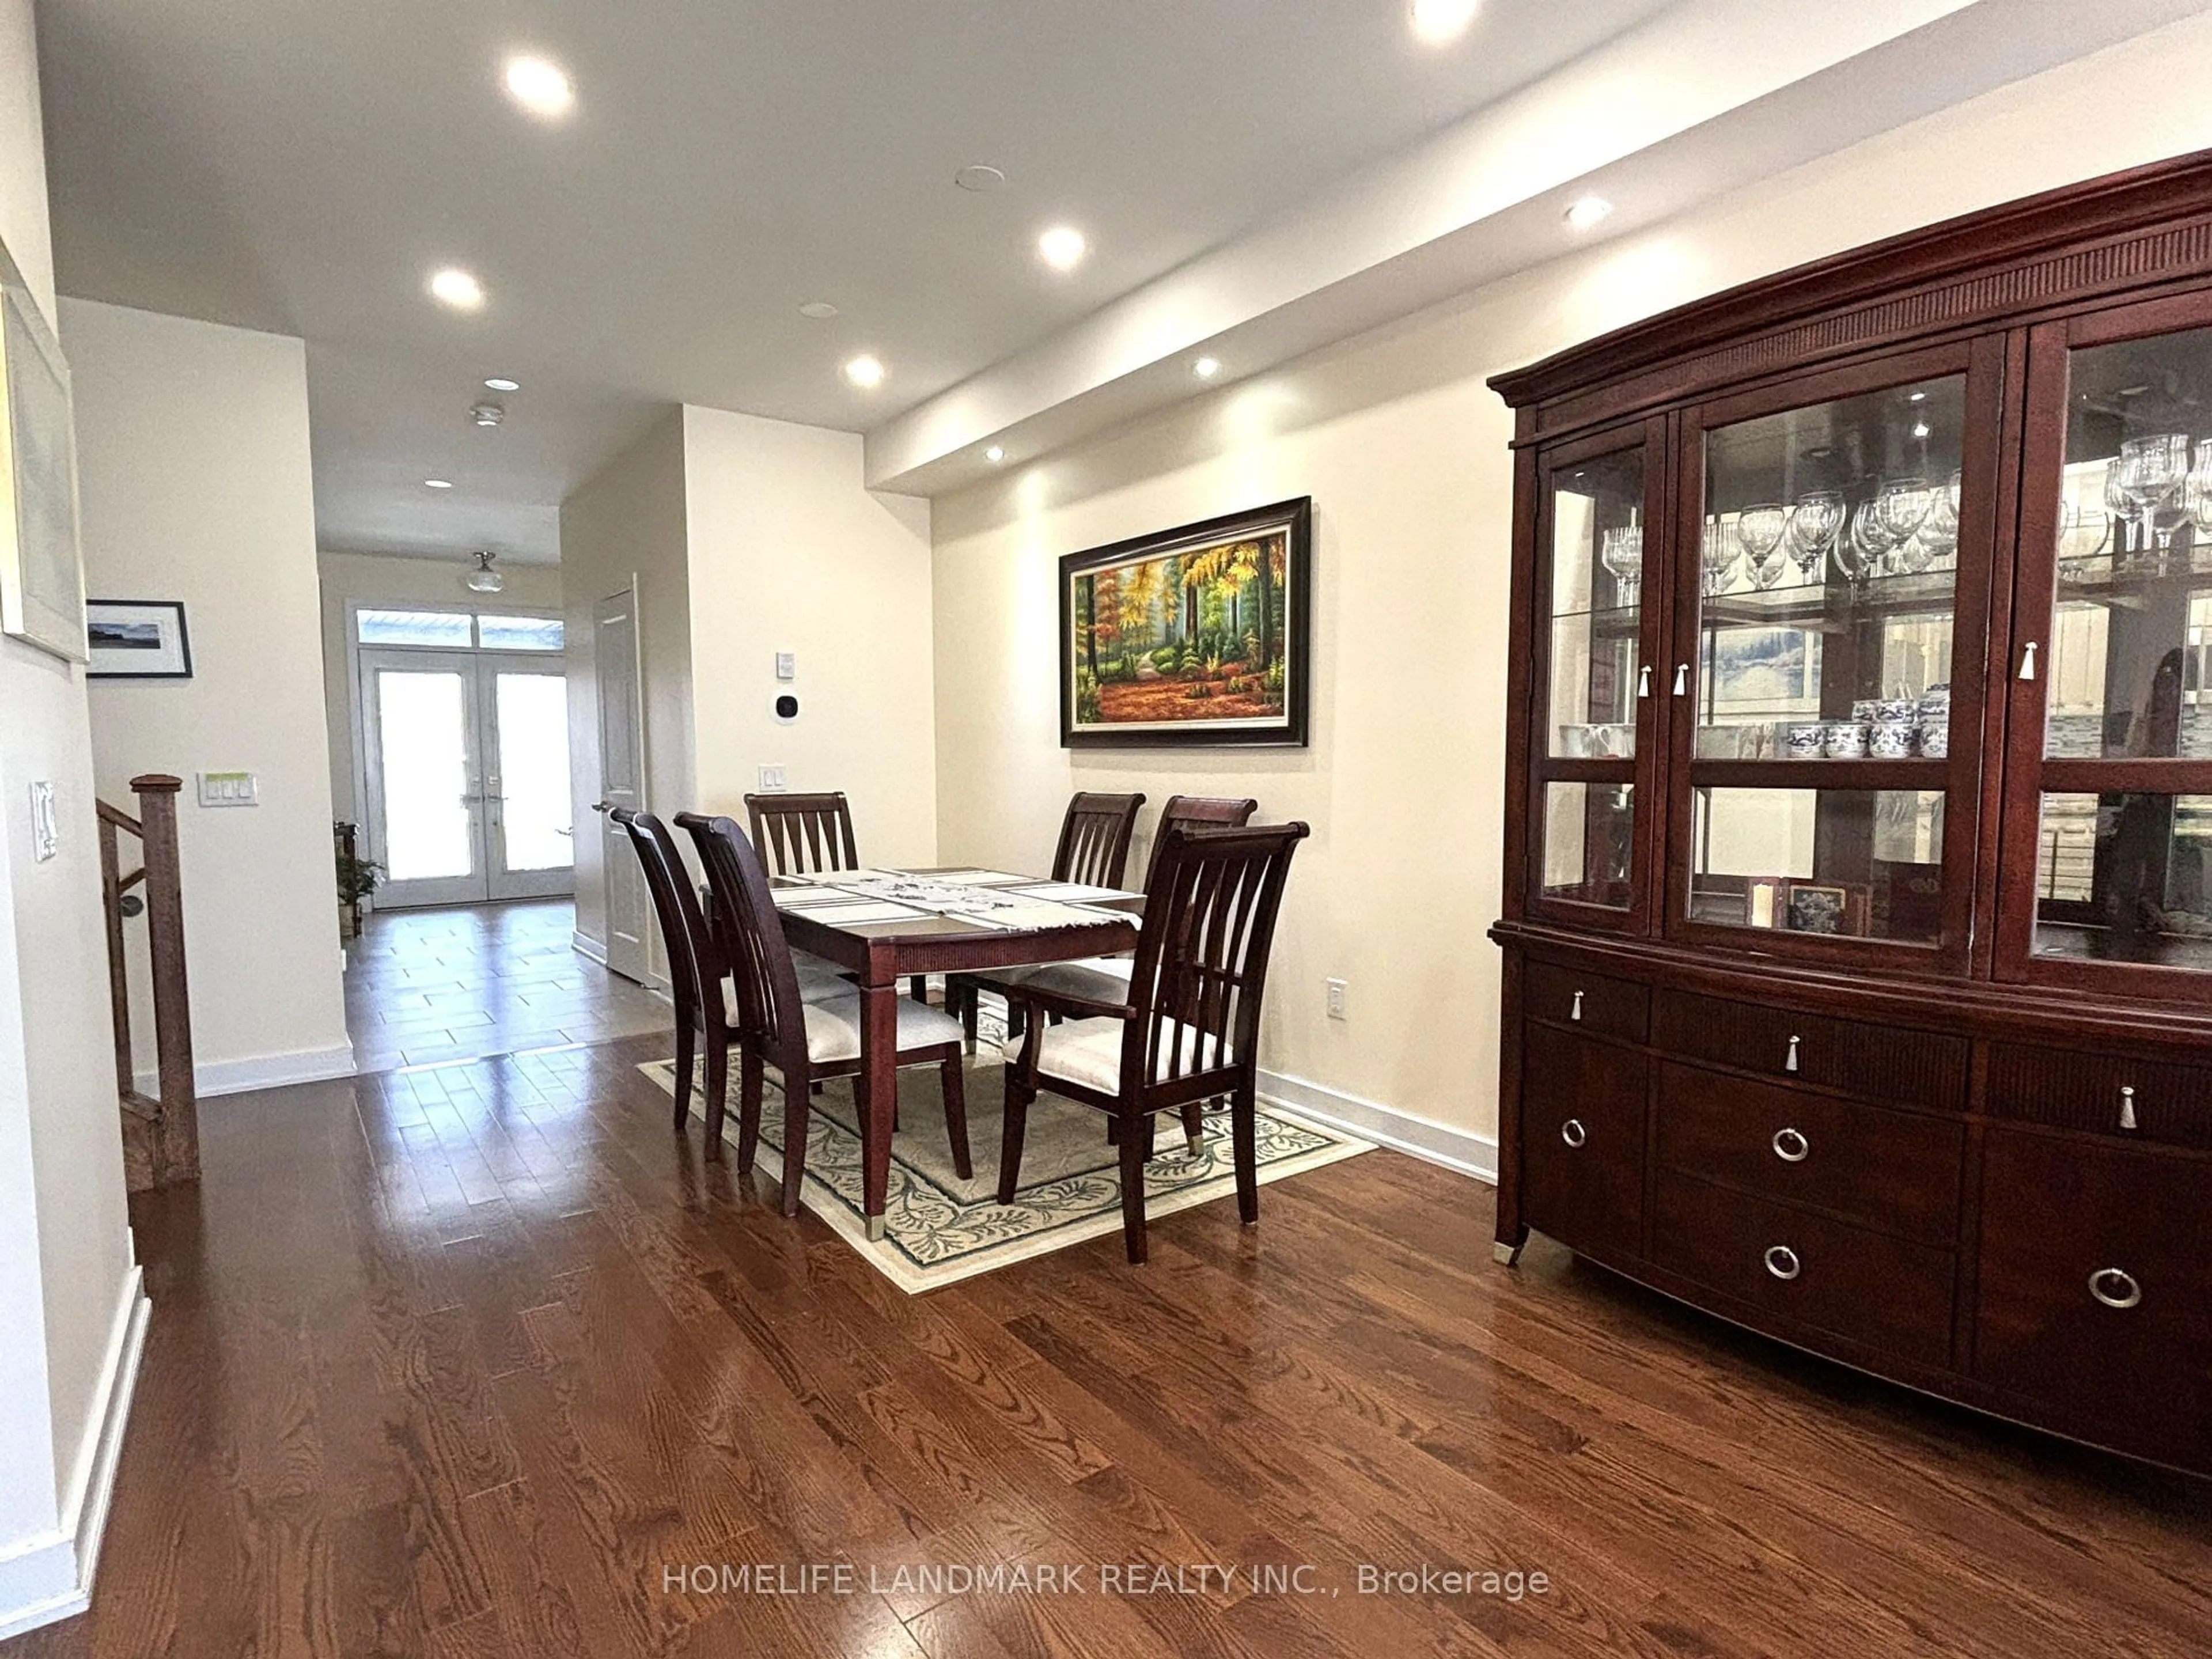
[37,0,1684,564]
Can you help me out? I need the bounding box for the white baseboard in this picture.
[0,1267,150,1641]
[571,930,608,964]
[1258,1067,1498,1183]
[135,1041,357,1099]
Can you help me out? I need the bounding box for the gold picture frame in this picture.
[0,245,86,664]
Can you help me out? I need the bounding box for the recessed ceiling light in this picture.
[429,267,485,311]
[1563,195,1613,231]
[843,354,885,389]
[1037,226,1088,272]
[1908,390,1927,403]
[424,478,453,489]
[984,445,1006,464]
[471,400,505,428]
[1194,356,1222,380]
[503,55,574,120]
[798,300,840,321]
[483,376,520,392]
[1410,0,1480,45]
[955,164,1006,193]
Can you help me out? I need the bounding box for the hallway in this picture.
[344,901,669,1072]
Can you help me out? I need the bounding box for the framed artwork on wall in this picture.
[0,253,88,664]
[1059,496,1311,748]
[86,600,193,679]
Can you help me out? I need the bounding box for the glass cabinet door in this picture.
[1670,348,1993,963]
[1529,422,1665,929]
[2003,300,2212,991]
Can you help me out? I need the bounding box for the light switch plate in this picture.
[774,652,796,681]
[757,764,787,791]
[28,781,58,861]
[198,770,258,807]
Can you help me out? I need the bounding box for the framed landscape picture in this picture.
[1059,497,1310,748]
[86,599,192,679]
[0,259,88,664]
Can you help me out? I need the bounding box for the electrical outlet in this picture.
[1325,977,1349,1020]
[757,764,788,791]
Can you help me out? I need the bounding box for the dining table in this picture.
[768,867,1145,1239]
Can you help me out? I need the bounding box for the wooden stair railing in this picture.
[97,774,198,1191]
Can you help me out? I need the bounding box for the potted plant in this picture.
[335,824,382,941]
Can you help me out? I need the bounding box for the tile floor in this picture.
[344,899,671,1073]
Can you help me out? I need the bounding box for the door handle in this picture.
[1672,664,1689,696]
[2018,641,2038,681]
[1637,665,1652,700]
[591,800,613,813]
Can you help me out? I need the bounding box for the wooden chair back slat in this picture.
[1142,794,1258,887]
[1051,791,1145,888]
[745,790,861,878]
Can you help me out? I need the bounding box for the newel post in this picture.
[133,774,199,1183]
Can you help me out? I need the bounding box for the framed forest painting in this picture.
[1059,497,1310,748]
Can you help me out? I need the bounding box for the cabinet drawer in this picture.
[1986,1043,2212,1151]
[1521,1024,1647,1262]
[1525,960,1649,1042]
[1656,1062,1963,1245]
[1653,1172,1955,1368]
[1974,1131,2210,1460]
[1651,989,1968,1109]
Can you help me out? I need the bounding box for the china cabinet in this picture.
[1490,153,2212,1475]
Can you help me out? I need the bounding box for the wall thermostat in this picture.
[773,693,800,722]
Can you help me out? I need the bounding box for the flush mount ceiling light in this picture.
[797,300,840,320]
[843,354,885,389]
[984,445,1006,464]
[1563,195,1613,231]
[465,550,506,594]
[1037,225,1088,272]
[429,267,486,311]
[1193,356,1222,380]
[503,55,574,120]
[955,164,1007,193]
[470,399,505,428]
[1410,0,1480,45]
[423,477,453,489]
[483,376,520,392]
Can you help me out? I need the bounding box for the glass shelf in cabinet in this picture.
[1688,759,1948,790]
[1700,568,1957,630]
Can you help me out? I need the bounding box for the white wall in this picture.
[930,11,2212,1170]
[683,406,937,862]
[560,410,691,960]
[0,0,143,1635]
[317,549,565,825]
[68,298,353,1096]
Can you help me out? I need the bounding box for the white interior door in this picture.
[593,589,649,982]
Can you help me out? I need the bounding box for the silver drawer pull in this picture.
[1560,1118,1588,1149]
[1764,1245,1801,1281]
[2018,640,2039,681]
[2119,1086,2138,1132]
[2089,1268,2142,1310]
[1784,1035,1801,1073]
[1569,990,1584,1022]
[1672,662,1690,696]
[1772,1127,1809,1163]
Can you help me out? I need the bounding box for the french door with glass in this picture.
[362,649,574,906]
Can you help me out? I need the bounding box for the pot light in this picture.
[429,267,485,311]
[984,445,1006,464]
[483,376,520,392]
[1410,0,1480,45]
[471,400,506,428]
[843,354,885,389]
[1908,390,1927,403]
[503,55,574,120]
[797,301,839,320]
[465,551,506,594]
[1037,226,1088,272]
[424,478,453,489]
[1193,356,1222,380]
[954,165,1006,193]
[1563,195,1613,231]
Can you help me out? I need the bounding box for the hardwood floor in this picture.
[7,1033,2209,1658]
[345,901,670,1072]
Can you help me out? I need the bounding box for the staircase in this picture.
[97,774,198,1191]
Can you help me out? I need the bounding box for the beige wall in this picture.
[316,550,565,825]
[683,406,937,862]
[560,409,691,961]
[69,298,352,1094]
[0,0,140,1628]
[930,11,2212,1163]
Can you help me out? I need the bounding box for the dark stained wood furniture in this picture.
[1002,821,1309,1262]
[1490,151,2212,1478]
[612,809,729,1132]
[685,815,971,1214]
[744,789,861,877]
[97,774,197,1192]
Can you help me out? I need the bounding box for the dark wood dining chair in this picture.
[612,808,731,1134]
[689,813,972,1213]
[745,790,860,877]
[999,820,1310,1263]
[673,811,853,1006]
[949,790,1146,1044]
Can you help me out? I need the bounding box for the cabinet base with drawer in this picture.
[1493,929,2212,1478]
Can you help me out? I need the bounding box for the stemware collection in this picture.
[2069,431,2212,569]
[1699,472,1961,596]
